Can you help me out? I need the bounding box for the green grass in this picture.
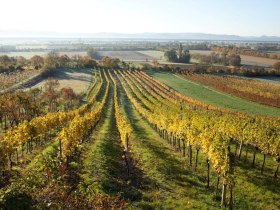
[147,70,280,116]
[79,86,138,200]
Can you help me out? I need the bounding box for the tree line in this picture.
[0,79,81,131]
[191,52,241,66]
[164,44,191,63]
[212,46,280,60]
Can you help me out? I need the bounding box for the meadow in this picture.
[97,51,155,61]
[26,68,93,93]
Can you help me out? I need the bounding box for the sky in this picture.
[1,0,280,36]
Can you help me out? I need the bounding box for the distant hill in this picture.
[89,32,280,41]
[1,30,280,41]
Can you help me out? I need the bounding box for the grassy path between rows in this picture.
[147,71,280,116]
[79,84,137,200]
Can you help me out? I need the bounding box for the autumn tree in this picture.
[58,54,70,68]
[60,87,78,110]
[100,56,120,68]
[228,54,241,66]
[0,55,12,70]
[0,92,21,128]
[30,55,44,70]
[81,56,97,68]
[273,62,280,72]
[44,52,59,70]
[152,59,160,68]
[43,79,60,112]
[16,56,27,69]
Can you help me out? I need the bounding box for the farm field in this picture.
[138,50,165,60]
[57,51,87,57]
[97,51,155,61]
[1,69,280,209]
[147,70,280,116]
[0,70,41,92]
[25,68,92,93]
[240,55,278,67]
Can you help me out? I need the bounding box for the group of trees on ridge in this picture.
[0,51,124,74]
[191,52,241,66]
[163,44,241,66]
[164,43,191,63]
[0,53,98,74]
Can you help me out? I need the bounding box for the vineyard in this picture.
[178,73,280,107]
[0,69,280,209]
[0,70,41,92]
[148,71,280,116]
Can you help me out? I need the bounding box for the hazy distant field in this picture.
[97,50,155,61]
[26,68,92,93]
[138,50,165,60]
[189,50,212,55]
[0,51,88,58]
[240,55,277,67]
[57,51,87,57]
[16,45,48,50]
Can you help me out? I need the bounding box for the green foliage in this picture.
[164,49,177,62]
[164,46,190,63]
[0,188,32,210]
[178,50,191,63]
